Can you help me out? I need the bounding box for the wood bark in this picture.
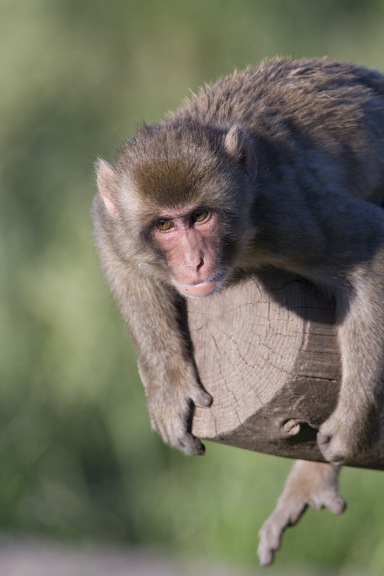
[188,274,384,470]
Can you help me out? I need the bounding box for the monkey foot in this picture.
[317,406,379,463]
[257,460,345,566]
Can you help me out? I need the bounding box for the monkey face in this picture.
[152,204,225,298]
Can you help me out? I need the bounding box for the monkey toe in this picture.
[317,429,351,463]
[317,410,374,463]
[326,495,346,515]
[258,543,275,567]
[308,485,346,514]
[258,513,286,567]
[258,528,279,566]
[316,431,330,450]
[317,432,340,462]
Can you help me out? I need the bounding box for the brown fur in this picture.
[93,58,384,562]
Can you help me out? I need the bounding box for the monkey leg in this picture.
[257,460,345,567]
[317,260,384,463]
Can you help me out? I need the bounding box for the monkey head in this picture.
[96,122,257,298]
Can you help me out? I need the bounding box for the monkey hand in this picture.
[258,461,345,567]
[317,404,380,463]
[146,377,212,455]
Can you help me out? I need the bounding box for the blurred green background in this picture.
[2,0,384,572]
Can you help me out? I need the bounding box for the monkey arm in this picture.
[98,244,212,454]
[128,277,212,454]
[258,461,345,566]
[92,194,213,455]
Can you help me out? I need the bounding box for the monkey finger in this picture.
[186,383,212,407]
[180,432,205,455]
[193,390,213,407]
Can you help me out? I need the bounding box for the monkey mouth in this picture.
[175,271,226,298]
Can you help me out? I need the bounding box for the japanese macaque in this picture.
[93,58,384,565]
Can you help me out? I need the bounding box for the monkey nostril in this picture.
[196,258,204,272]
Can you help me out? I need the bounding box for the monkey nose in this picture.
[196,258,204,272]
[186,256,204,273]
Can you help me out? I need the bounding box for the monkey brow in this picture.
[156,205,210,220]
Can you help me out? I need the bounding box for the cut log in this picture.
[188,273,384,470]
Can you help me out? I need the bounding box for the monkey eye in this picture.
[156,218,174,231]
[191,210,209,223]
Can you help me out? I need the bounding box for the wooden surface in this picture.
[188,274,384,470]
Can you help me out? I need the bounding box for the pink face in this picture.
[152,205,223,298]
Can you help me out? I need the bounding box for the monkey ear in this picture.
[224,125,257,182]
[95,159,119,218]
